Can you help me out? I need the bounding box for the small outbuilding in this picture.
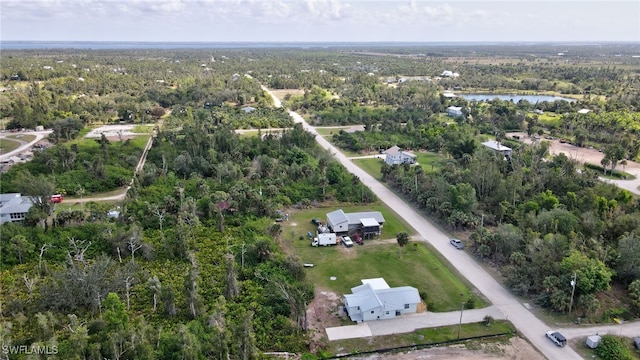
[586,335,601,349]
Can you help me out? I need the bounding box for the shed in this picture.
[586,335,601,349]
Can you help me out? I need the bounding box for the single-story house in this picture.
[344,278,421,322]
[447,106,463,117]
[577,109,591,114]
[326,209,385,236]
[0,193,34,225]
[481,140,512,158]
[241,106,256,113]
[384,146,417,165]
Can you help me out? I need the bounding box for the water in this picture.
[458,94,575,103]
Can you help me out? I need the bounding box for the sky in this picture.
[1,0,639,43]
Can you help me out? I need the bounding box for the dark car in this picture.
[450,238,464,250]
[546,331,567,347]
[311,218,321,226]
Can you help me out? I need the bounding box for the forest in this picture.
[1,44,640,359]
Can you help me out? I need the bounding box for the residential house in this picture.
[481,140,512,158]
[241,106,256,113]
[0,193,34,225]
[344,278,421,322]
[384,146,417,165]
[447,106,463,117]
[326,209,385,236]
[577,109,591,114]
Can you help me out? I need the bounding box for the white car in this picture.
[342,236,354,247]
[545,331,567,347]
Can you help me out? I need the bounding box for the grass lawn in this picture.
[281,204,484,312]
[415,152,446,173]
[353,158,384,179]
[315,126,356,136]
[0,138,21,154]
[352,152,445,181]
[327,320,515,354]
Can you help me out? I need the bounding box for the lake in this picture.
[458,94,575,103]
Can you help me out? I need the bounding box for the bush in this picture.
[595,335,632,360]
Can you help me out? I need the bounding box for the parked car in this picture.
[545,331,567,347]
[311,218,321,226]
[450,238,464,250]
[342,236,354,247]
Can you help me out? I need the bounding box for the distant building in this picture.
[384,146,417,165]
[241,106,256,113]
[447,106,463,117]
[344,278,421,322]
[481,140,512,158]
[577,109,591,114]
[0,193,33,225]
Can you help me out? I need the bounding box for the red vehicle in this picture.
[50,194,63,203]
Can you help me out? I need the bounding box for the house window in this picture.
[370,311,374,314]
[404,304,410,309]
[385,311,389,315]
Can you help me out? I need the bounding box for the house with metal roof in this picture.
[326,209,385,236]
[0,193,34,225]
[481,140,512,158]
[344,278,421,322]
[384,146,417,166]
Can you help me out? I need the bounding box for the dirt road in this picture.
[508,132,640,195]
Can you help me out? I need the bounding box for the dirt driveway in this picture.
[508,132,640,194]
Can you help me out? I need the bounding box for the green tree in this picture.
[616,232,640,283]
[561,250,613,294]
[103,292,128,331]
[396,232,410,257]
[595,335,632,360]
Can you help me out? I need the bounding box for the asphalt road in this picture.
[263,86,582,360]
[0,130,52,161]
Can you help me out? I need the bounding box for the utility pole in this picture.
[457,302,465,339]
[568,272,577,315]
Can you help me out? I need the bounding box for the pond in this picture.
[458,94,576,103]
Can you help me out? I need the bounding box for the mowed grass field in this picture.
[353,151,446,180]
[282,204,485,312]
[0,138,21,154]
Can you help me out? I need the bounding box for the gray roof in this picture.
[327,209,349,226]
[385,146,402,156]
[360,218,380,227]
[346,211,385,225]
[345,281,420,312]
[0,194,33,215]
[0,193,21,205]
[481,140,511,151]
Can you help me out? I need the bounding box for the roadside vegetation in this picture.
[1,44,639,358]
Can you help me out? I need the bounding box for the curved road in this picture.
[263,86,640,360]
[0,130,52,161]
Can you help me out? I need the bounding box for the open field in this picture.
[352,152,446,181]
[281,204,485,312]
[353,158,384,180]
[0,138,21,154]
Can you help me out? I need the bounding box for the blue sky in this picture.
[1,0,639,42]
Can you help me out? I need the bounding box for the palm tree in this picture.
[396,232,410,257]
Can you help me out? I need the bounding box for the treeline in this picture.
[382,141,640,318]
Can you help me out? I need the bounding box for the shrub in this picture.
[595,335,632,360]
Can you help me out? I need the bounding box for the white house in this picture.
[241,106,256,113]
[577,108,591,114]
[481,140,512,157]
[0,193,34,225]
[384,146,417,165]
[326,209,385,236]
[344,278,421,322]
[447,106,463,117]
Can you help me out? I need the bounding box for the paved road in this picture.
[0,130,52,161]
[263,86,582,360]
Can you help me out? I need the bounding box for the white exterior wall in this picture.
[330,221,348,232]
